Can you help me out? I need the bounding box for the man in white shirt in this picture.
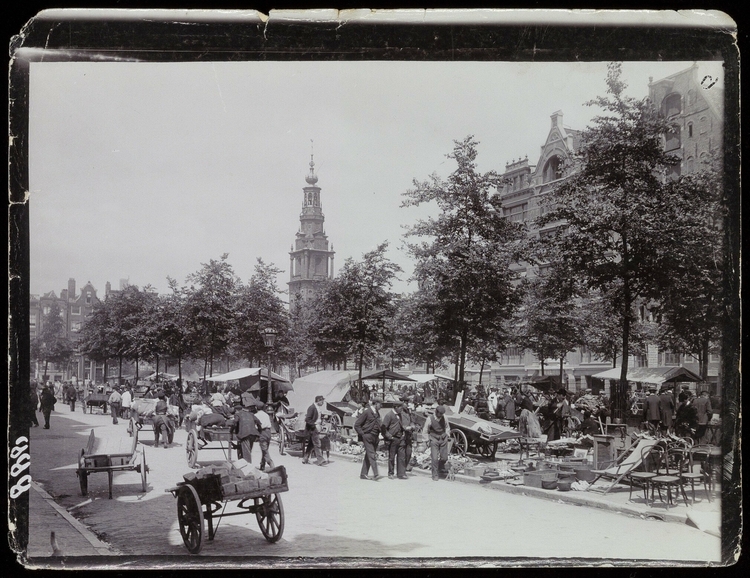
[254,402,275,471]
[488,387,499,417]
[121,386,133,420]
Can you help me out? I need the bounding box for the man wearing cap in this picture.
[355,399,382,480]
[121,385,133,420]
[152,389,174,448]
[108,386,122,425]
[693,390,713,443]
[303,395,327,466]
[233,399,262,462]
[659,387,675,434]
[254,401,276,471]
[381,401,406,479]
[422,405,451,481]
[401,398,418,474]
[643,387,661,433]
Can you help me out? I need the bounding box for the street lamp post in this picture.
[261,327,278,403]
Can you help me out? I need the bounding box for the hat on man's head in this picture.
[435,405,446,416]
[315,395,325,403]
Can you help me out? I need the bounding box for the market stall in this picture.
[206,367,291,405]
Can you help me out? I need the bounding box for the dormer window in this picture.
[662,93,681,118]
[542,155,562,183]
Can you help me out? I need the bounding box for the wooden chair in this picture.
[650,446,689,510]
[686,445,716,502]
[587,438,659,495]
[625,444,658,506]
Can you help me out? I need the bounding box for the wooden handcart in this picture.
[166,465,289,554]
[185,419,236,468]
[75,428,148,499]
[127,398,179,444]
[82,393,109,414]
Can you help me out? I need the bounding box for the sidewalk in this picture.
[25,480,115,561]
[328,448,721,534]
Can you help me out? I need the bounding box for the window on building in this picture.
[503,203,527,223]
[580,346,593,364]
[686,156,695,173]
[687,89,695,106]
[542,155,563,183]
[29,317,36,328]
[43,306,50,315]
[662,93,681,117]
[504,347,523,365]
[665,125,681,151]
[664,352,681,366]
[688,122,693,138]
[72,305,81,315]
[71,322,81,332]
[634,354,648,368]
[85,292,92,305]
[709,353,720,363]
[700,116,708,134]
[668,163,681,181]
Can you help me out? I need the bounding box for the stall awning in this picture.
[287,370,360,413]
[407,373,455,384]
[206,368,289,383]
[591,366,702,385]
[360,369,416,381]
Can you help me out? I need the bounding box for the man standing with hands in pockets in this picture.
[355,398,382,481]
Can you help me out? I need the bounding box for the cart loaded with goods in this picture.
[167,460,289,554]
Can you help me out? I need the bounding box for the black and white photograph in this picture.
[8,8,740,569]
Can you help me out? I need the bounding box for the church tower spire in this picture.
[288,147,335,308]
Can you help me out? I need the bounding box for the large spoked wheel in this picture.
[450,430,468,456]
[255,493,284,543]
[140,449,148,492]
[186,430,198,468]
[177,485,205,554]
[278,426,287,455]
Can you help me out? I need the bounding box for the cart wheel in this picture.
[127,418,135,437]
[140,449,148,492]
[177,485,204,554]
[186,430,198,468]
[450,430,468,456]
[278,426,286,455]
[255,493,284,543]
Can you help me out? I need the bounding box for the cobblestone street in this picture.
[26,407,721,564]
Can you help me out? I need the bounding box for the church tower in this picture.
[288,152,335,308]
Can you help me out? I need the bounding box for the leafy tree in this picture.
[31,301,74,380]
[512,273,583,380]
[536,62,696,417]
[157,278,193,383]
[78,300,115,380]
[185,254,238,379]
[287,290,320,377]
[392,290,451,374]
[403,136,526,396]
[232,259,289,369]
[311,243,401,380]
[652,164,724,379]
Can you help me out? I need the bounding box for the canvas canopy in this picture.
[408,373,455,384]
[205,368,289,383]
[287,370,360,413]
[592,366,702,385]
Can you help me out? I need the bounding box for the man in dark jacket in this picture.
[693,390,713,443]
[233,402,261,463]
[659,388,675,434]
[303,395,327,466]
[381,402,406,479]
[30,385,40,427]
[643,388,661,433]
[40,385,56,429]
[355,399,382,480]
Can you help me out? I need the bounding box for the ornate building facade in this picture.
[479,65,723,393]
[288,154,335,308]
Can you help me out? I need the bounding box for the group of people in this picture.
[352,397,451,482]
[29,383,57,429]
[642,387,714,443]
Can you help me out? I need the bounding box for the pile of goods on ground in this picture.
[572,394,608,417]
[181,459,283,496]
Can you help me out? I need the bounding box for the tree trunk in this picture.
[203,357,208,382]
[478,359,485,386]
[700,335,710,381]
[541,357,545,376]
[559,357,564,388]
[155,354,160,382]
[135,354,139,381]
[459,331,468,385]
[178,357,182,383]
[118,355,123,382]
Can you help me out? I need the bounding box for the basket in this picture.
[541,479,558,490]
[574,464,596,482]
[523,469,559,488]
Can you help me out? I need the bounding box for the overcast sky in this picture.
[29,59,724,299]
